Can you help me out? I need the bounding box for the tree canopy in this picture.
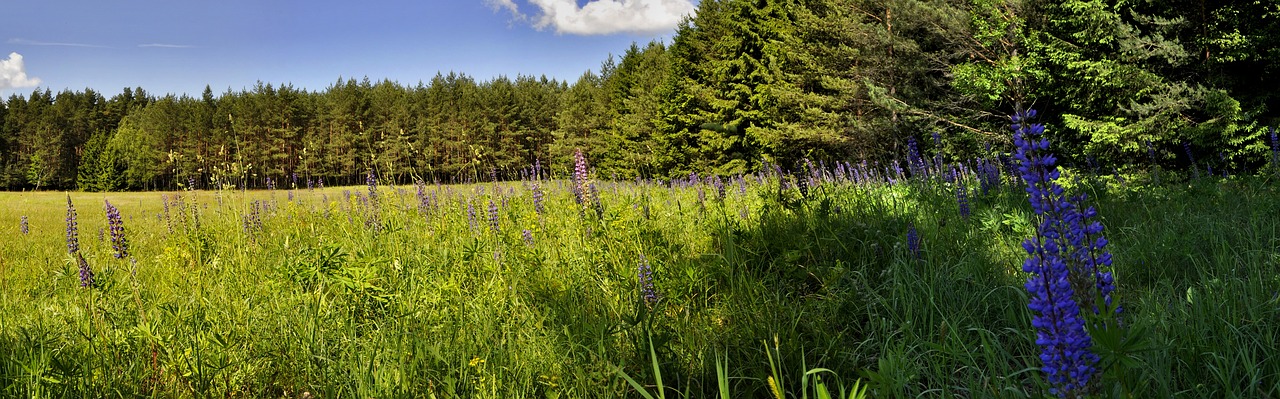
[2,0,1276,191]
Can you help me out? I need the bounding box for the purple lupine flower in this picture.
[531,181,545,215]
[415,178,430,216]
[907,222,921,259]
[804,158,818,186]
[573,149,589,205]
[243,200,264,235]
[957,172,970,219]
[366,169,379,204]
[1063,194,1118,315]
[907,137,925,178]
[318,177,325,189]
[795,174,809,198]
[105,200,128,259]
[711,175,726,201]
[488,198,500,233]
[467,201,478,232]
[522,229,534,246]
[588,182,603,217]
[66,196,79,254]
[291,172,298,189]
[77,253,94,288]
[20,216,28,234]
[1012,109,1101,397]
[637,254,658,306]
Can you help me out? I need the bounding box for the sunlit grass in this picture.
[0,172,1277,397]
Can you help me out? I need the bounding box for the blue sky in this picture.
[1,0,697,97]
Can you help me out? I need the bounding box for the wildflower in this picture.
[415,178,430,216]
[957,172,970,219]
[467,201,478,232]
[573,149,589,205]
[588,182,604,217]
[531,181,545,215]
[20,216,28,234]
[1012,109,1104,397]
[66,196,79,254]
[488,198,500,233]
[906,223,921,259]
[77,253,95,288]
[366,169,379,205]
[105,200,128,259]
[711,175,726,201]
[522,229,534,246]
[637,254,658,306]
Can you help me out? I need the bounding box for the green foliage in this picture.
[2,168,1280,396]
[1,0,1278,186]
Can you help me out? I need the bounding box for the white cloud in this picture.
[489,0,696,35]
[0,52,41,91]
[139,43,195,48]
[484,0,522,16]
[8,38,108,48]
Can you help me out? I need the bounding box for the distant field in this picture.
[0,169,1278,397]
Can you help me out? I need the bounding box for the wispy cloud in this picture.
[484,0,522,16]
[8,38,109,48]
[139,43,195,48]
[0,52,42,91]
[487,0,696,35]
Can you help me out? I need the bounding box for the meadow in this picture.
[1,155,1279,398]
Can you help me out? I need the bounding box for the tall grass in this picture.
[0,167,1276,397]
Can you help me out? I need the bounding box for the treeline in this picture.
[2,0,1277,191]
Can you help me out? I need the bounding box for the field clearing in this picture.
[1,171,1278,397]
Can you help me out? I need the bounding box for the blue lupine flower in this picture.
[522,229,534,246]
[366,169,379,205]
[77,253,94,288]
[956,172,970,219]
[20,216,28,234]
[488,198,500,233]
[907,223,921,259]
[467,201,478,232]
[105,200,128,259]
[1013,109,1109,397]
[637,254,658,306]
[66,196,79,254]
[907,137,926,178]
[573,149,589,205]
[531,181,545,215]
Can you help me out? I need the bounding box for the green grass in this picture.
[0,173,1277,397]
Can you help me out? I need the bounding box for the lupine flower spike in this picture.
[77,253,95,288]
[637,254,658,306]
[1012,109,1113,397]
[105,200,129,259]
[66,196,79,254]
